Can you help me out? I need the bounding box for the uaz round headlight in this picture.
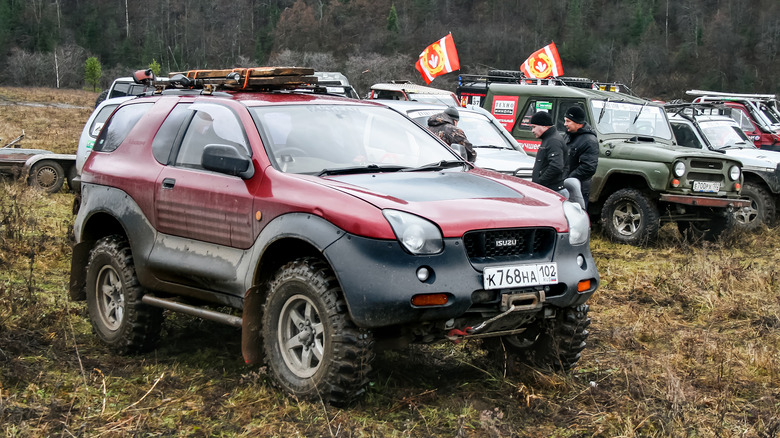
[673,161,686,177]
[729,165,741,181]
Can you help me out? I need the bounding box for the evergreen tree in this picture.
[84,57,102,91]
[387,5,399,32]
[149,59,161,76]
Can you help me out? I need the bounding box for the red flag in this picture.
[415,33,460,84]
[520,42,564,79]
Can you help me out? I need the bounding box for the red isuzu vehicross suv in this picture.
[69,68,599,404]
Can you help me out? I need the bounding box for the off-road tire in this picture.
[735,182,775,230]
[95,89,109,107]
[600,188,660,245]
[86,235,163,354]
[262,257,374,405]
[29,160,65,194]
[486,304,591,373]
[677,210,735,242]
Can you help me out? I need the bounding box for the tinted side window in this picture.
[89,104,119,137]
[94,103,153,152]
[671,122,700,148]
[152,104,192,164]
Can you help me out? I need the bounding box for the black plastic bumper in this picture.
[324,232,599,328]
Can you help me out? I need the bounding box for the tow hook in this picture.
[445,291,545,343]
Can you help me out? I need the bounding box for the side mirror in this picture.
[202,144,254,179]
[450,143,468,160]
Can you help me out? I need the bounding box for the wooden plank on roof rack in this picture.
[238,75,318,86]
[170,67,315,79]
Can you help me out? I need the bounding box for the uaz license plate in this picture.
[483,263,558,290]
[693,181,720,193]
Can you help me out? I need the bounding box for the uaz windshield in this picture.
[591,100,673,140]
[251,104,459,175]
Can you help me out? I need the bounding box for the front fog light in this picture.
[416,266,431,282]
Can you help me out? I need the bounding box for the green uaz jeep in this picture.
[484,80,749,245]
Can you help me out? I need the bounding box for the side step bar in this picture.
[141,295,242,328]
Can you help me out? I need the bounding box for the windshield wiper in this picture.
[473,144,509,149]
[400,160,467,172]
[598,98,610,124]
[632,101,648,124]
[317,164,408,176]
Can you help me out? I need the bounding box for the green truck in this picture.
[477,78,748,245]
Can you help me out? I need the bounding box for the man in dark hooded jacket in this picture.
[563,105,599,207]
[427,107,477,162]
[529,111,566,193]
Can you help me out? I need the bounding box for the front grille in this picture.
[690,159,723,170]
[463,228,556,264]
[687,172,722,182]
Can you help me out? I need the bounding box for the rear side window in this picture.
[152,104,192,164]
[89,104,119,137]
[94,103,153,152]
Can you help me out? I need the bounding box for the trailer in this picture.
[0,131,76,193]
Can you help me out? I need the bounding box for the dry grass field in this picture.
[0,86,778,437]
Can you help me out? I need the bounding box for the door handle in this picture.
[162,178,175,189]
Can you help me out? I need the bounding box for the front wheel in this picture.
[734,182,775,230]
[677,210,735,242]
[262,258,374,405]
[484,304,591,373]
[600,188,660,245]
[29,160,65,193]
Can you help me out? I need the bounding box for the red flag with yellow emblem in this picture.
[415,33,460,84]
[520,42,564,79]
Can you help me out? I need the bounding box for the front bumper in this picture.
[660,194,750,209]
[324,231,599,329]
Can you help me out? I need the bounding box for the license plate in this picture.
[693,181,720,193]
[483,263,558,290]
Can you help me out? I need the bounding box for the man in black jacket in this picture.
[529,111,566,194]
[563,106,599,207]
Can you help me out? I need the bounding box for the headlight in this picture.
[673,161,686,177]
[729,165,741,181]
[563,201,590,246]
[383,210,443,255]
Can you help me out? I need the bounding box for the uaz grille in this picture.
[463,228,556,265]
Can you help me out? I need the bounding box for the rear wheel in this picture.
[734,182,775,230]
[600,188,660,245]
[485,304,591,373]
[262,258,374,405]
[29,160,65,193]
[86,235,162,353]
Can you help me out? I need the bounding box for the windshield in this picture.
[410,111,518,150]
[409,94,460,106]
[699,120,753,149]
[591,100,673,140]
[250,104,459,175]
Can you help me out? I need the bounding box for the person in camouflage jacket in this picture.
[427,107,477,162]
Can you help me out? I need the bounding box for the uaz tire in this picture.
[600,188,660,245]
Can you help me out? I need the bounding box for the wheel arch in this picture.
[70,211,130,301]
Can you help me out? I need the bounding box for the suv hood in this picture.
[472,147,534,176]
[311,170,568,235]
[723,148,780,168]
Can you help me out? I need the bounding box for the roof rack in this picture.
[457,70,636,95]
[686,89,777,100]
[663,101,733,118]
[132,67,318,94]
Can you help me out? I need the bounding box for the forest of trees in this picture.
[1,0,779,99]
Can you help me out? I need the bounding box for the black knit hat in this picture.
[444,106,460,121]
[529,111,553,126]
[565,106,586,124]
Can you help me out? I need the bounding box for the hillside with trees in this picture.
[1,0,778,99]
